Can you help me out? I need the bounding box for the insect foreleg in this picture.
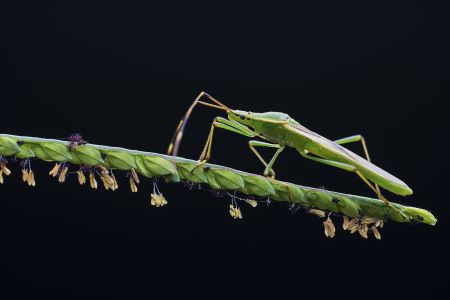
[333,134,380,194]
[248,140,284,178]
[167,92,229,157]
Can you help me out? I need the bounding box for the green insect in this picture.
[168,92,413,212]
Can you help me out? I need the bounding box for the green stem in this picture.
[0,134,436,226]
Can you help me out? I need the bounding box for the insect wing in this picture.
[283,123,408,187]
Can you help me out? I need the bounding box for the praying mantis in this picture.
[167,92,413,213]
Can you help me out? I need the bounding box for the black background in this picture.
[2,1,449,298]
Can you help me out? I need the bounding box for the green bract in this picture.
[242,175,275,197]
[209,169,244,190]
[14,144,35,159]
[103,151,137,170]
[71,146,104,166]
[31,143,72,162]
[176,163,208,183]
[0,137,22,156]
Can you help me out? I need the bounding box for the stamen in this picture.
[372,225,381,240]
[1,162,11,176]
[22,169,29,182]
[244,199,258,208]
[342,216,350,230]
[229,204,243,219]
[49,163,60,177]
[323,217,336,238]
[129,177,138,193]
[358,223,368,239]
[309,209,326,218]
[150,193,168,207]
[131,168,140,184]
[111,173,119,190]
[58,166,69,183]
[89,172,98,189]
[77,170,86,185]
[29,170,36,187]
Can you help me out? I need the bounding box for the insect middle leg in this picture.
[248,140,285,178]
[197,117,257,165]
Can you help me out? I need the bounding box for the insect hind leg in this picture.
[299,151,409,220]
[334,134,381,195]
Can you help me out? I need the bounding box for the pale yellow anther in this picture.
[129,177,138,193]
[309,209,326,218]
[22,169,29,182]
[372,225,381,240]
[323,217,336,238]
[100,176,110,190]
[244,199,258,208]
[89,172,98,189]
[131,168,140,184]
[49,163,60,177]
[358,223,368,239]
[111,173,119,190]
[29,170,36,187]
[342,216,350,230]
[229,204,243,219]
[1,162,11,176]
[150,193,168,207]
[58,166,68,183]
[77,170,86,185]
